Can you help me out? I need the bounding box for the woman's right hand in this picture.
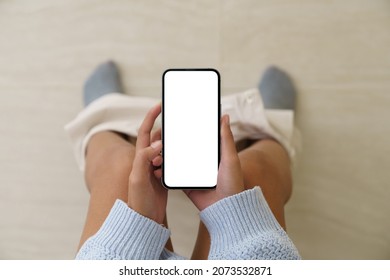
[127,103,167,224]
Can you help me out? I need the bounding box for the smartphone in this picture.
[162,69,220,189]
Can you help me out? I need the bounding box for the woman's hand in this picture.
[127,103,167,224]
[185,115,245,211]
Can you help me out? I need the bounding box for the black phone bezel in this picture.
[161,68,221,189]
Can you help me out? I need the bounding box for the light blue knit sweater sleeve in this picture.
[76,200,183,260]
[200,187,301,260]
[76,187,300,260]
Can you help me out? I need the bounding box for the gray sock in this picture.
[83,60,124,107]
[258,66,296,110]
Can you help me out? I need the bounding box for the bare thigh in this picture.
[78,131,173,251]
[191,139,292,259]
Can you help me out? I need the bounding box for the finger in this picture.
[147,140,163,161]
[151,128,162,143]
[136,103,161,150]
[152,155,163,167]
[132,140,162,174]
[221,114,239,160]
[153,168,162,179]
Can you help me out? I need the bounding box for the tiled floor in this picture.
[0,0,389,259]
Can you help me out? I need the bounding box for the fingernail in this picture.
[151,140,162,149]
[225,114,230,125]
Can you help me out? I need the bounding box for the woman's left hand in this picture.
[184,114,245,211]
[127,103,167,224]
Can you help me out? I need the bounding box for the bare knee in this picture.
[239,147,291,229]
[240,146,292,204]
[84,143,135,193]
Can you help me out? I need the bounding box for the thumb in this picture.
[221,115,238,160]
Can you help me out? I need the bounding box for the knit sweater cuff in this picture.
[200,187,282,249]
[90,199,170,259]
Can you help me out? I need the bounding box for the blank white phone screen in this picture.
[163,69,219,188]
